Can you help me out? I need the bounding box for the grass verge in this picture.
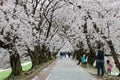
[0,70,11,80]
[22,62,32,71]
[0,62,32,80]
[22,59,55,80]
[4,59,55,80]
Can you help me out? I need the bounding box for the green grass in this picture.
[0,69,11,80]
[22,62,32,71]
[0,62,32,80]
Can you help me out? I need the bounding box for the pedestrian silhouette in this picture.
[96,46,104,76]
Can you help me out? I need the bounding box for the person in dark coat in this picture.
[96,46,104,76]
[68,52,71,58]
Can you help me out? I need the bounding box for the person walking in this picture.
[67,52,71,58]
[106,60,112,75]
[81,54,87,67]
[60,51,63,59]
[96,46,104,76]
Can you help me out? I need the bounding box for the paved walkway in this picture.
[45,57,97,80]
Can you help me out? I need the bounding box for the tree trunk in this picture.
[34,46,40,64]
[87,46,96,65]
[106,40,120,76]
[27,46,40,68]
[52,52,57,59]
[73,50,77,59]
[9,51,22,76]
[40,44,48,62]
[46,22,52,38]
[86,35,96,65]
[72,51,76,59]
[76,50,81,60]
[27,48,35,68]
[48,51,52,60]
[82,20,96,65]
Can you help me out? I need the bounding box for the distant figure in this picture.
[96,46,104,76]
[68,52,71,58]
[64,52,66,57]
[60,52,63,59]
[106,60,112,75]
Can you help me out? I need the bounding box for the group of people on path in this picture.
[77,46,113,76]
[60,51,71,59]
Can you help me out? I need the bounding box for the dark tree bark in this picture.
[106,40,120,76]
[0,39,22,77]
[9,37,22,77]
[92,22,99,33]
[47,50,52,60]
[75,42,85,61]
[15,0,18,5]
[82,20,96,65]
[9,51,22,76]
[27,47,35,68]
[52,52,58,59]
[0,0,3,5]
[34,46,41,64]
[86,35,96,65]
[27,45,41,68]
[76,50,80,60]
[73,49,83,60]
[46,22,52,38]
[41,44,48,62]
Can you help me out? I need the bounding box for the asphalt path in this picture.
[45,57,97,80]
